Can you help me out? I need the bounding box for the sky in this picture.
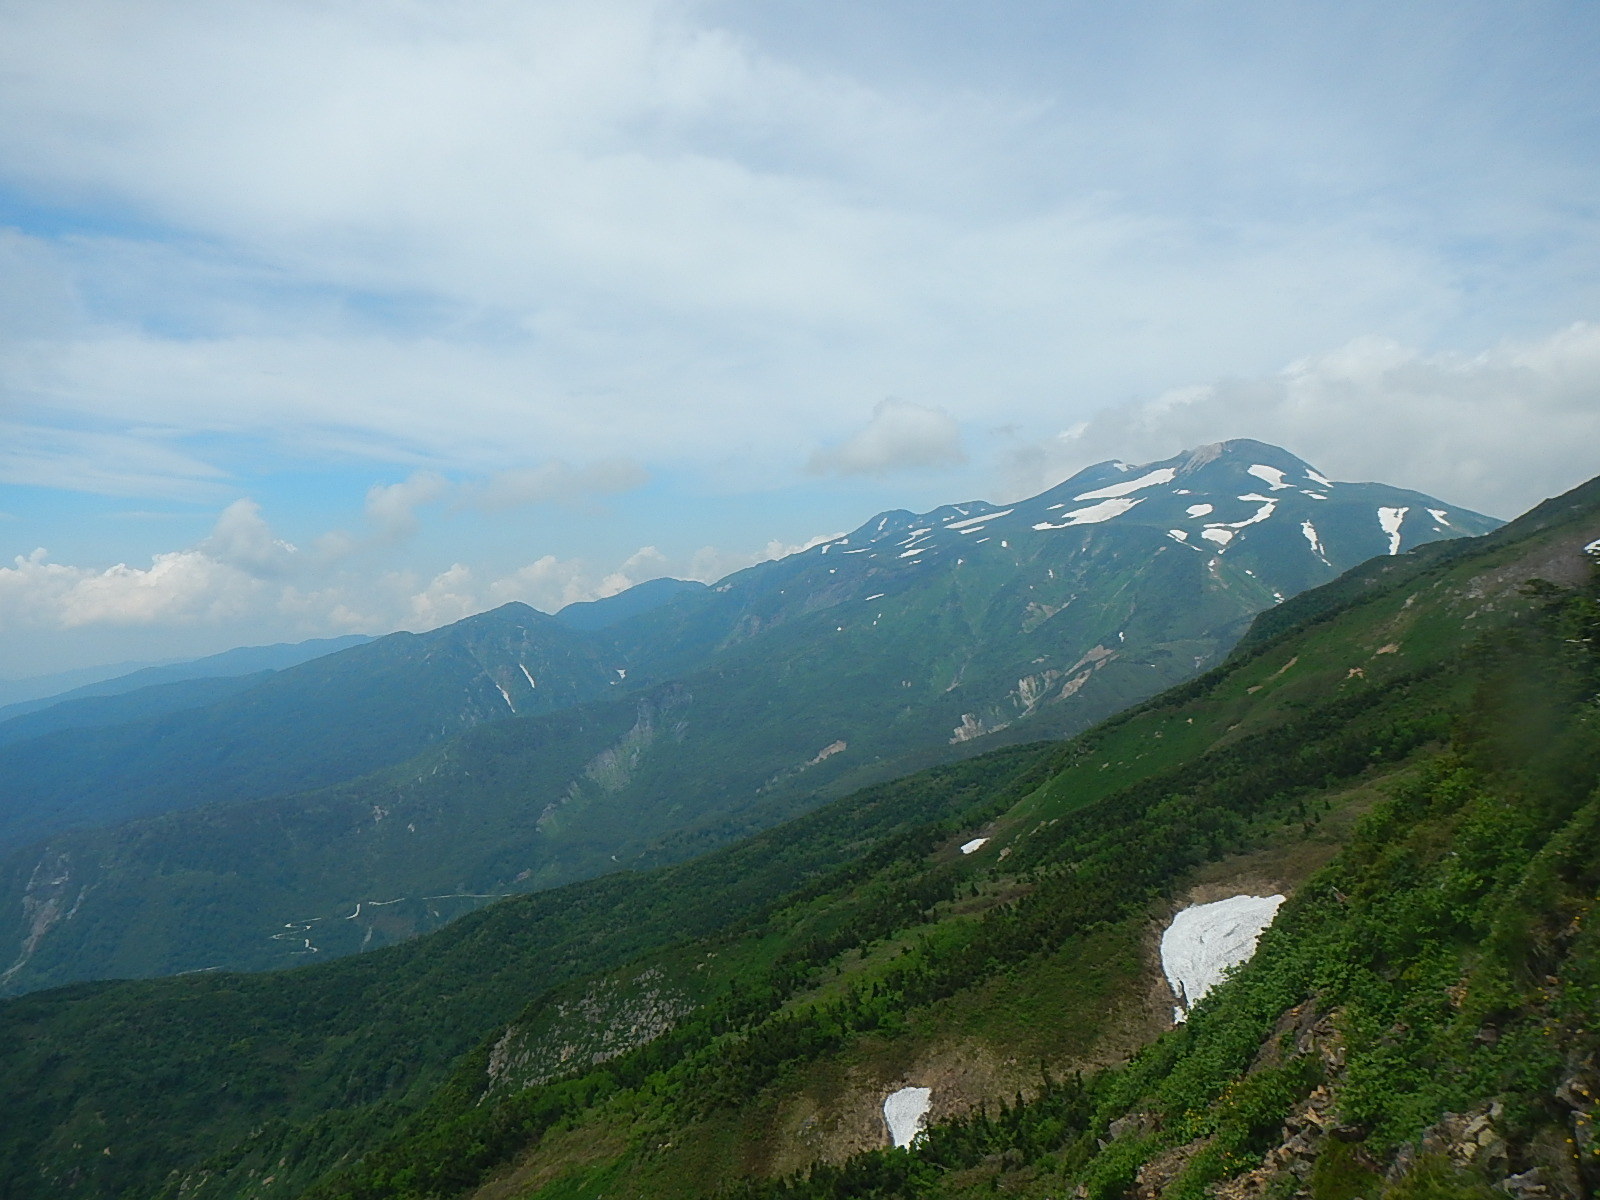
[2,0,1599,680]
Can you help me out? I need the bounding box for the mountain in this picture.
[0,441,1498,995]
[0,466,1589,1200]
[555,576,708,630]
[0,604,621,855]
[0,634,374,726]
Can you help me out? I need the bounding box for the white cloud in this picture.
[0,490,842,675]
[808,399,966,477]
[1007,323,1600,519]
[3,3,1591,499]
[365,471,449,538]
[0,546,266,631]
[201,498,299,576]
[407,563,480,629]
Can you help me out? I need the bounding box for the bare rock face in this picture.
[1555,1052,1600,1194]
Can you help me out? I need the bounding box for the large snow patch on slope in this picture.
[1161,893,1284,1022]
[884,1086,932,1147]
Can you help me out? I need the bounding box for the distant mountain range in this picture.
[0,455,1592,1200]
[0,439,1498,994]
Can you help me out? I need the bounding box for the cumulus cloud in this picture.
[364,471,449,538]
[201,498,300,576]
[0,545,266,631]
[808,399,966,477]
[1006,324,1600,519]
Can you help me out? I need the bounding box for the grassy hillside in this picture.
[288,477,1600,1200]
[0,476,1587,1200]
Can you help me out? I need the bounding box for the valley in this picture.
[0,459,1593,1199]
[0,441,1496,995]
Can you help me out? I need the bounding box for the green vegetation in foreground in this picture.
[0,476,1592,1200]
[289,479,1600,1200]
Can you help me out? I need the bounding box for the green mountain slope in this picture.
[290,479,1595,1200]
[0,472,1588,1199]
[0,604,623,855]
[0,634,373,728]
[0,442,1496,995]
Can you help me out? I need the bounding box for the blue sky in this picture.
[2,0,1599,678]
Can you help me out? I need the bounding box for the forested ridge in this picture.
[0,475,1594,1199]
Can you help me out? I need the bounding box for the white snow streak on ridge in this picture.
[1427,508,1452,527]
[1377,507,1408,555]
[948,509,1010,530]
[1306,469,1335,487]
[1247,464,1292,490]
[495,682,515,711]
[960,837,989,854]
[1074,467,1177,502]
[519,663,537,689]
[1300,520,1330,565]
[1161,894,1285,1023]
[1033,497,1143,530]
[1186,503,1214,518]
[884,1087,933,1147]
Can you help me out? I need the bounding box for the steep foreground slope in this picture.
[0,474,1594,1198]
[0,441,1495,994]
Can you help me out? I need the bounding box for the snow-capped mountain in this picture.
[791,438,1492,596]
[0,439,1498,994]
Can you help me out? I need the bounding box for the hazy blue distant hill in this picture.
[0,605,620,855]
[0,634,373,722]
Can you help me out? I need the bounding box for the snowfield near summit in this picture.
[1161,894,1285,1022]
[883,1086,933,1147]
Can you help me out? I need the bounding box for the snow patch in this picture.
[1073,467,1177,501]
[1377,506,1409,555]
[1161,894,1285,1021]
[1246,464,1292,490]
[948,508,1010,530]
[1200,527,1235,546]
[865,592,886,601]
[1306,469,1334,487]
[884,1086,933,1147]
[1167,529,1189,541]
[1585,538,1600,554]
[1300,520,1330,565]
[1032,497,1144,530]
[519,663,537,689]
[1185,503,1214,517]
[1427,508,1452,527]
[960,837,989,855]
[495,682,515,711]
